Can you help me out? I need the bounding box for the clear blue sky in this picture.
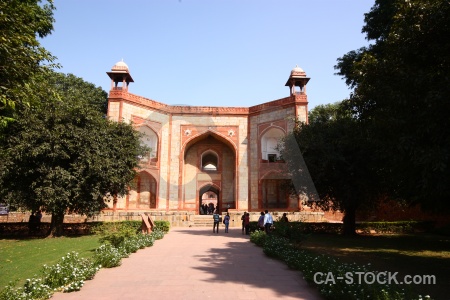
[41,0,374,109]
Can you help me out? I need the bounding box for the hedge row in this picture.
[248,220,435,235]
[355,221,435,234]
[0,220,171,238]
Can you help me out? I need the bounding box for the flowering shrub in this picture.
[119,238,141,254]
[136,233,155,247]
[42,252,99,292]
[93,243,123,268]
[250,232,432,300]
[0,252,100,300]
[262,235,291,259]
[0,278,52,300]
[150,229,165,240]
[249,229,267,246]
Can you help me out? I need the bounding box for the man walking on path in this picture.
[213,210,220,233]
[263,209,273,234]
[241,211,246,234]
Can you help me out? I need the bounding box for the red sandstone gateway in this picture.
[105,61,338,224]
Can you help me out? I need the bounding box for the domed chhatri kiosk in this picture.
[105,61,329,224]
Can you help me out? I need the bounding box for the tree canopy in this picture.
[0,0,57,127]
[284,0,450,234]
[0,72,147,236]
[281,103,379,234]
[335,0,450,212]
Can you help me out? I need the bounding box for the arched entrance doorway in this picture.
[199,184,219,214]
[182,131,236,214]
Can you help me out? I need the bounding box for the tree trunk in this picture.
[113,193,118,212]
[47,210,65,237]
[342,207,357,235]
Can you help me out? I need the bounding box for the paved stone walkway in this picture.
[51,227,322,300]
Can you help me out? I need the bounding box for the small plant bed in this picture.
[0,221,170,300]
[250,223,444,300]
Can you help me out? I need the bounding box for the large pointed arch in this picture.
[181,129,238,154]
[199,182,221,193]
[179,130,237,213]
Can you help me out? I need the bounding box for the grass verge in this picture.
[0,236,101,289]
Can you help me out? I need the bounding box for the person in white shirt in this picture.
[263,209,273,234]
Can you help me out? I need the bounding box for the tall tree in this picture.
[0,0,57,127]
[335,0,450,212]
[0,72,147,236]
[281,103,380,235]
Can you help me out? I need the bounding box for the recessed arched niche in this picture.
[138,126,158,162]
[201,150,219,171]
[261,127,284,162]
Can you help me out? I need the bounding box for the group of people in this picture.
[241,212,250,235]
[213,210,230,233]
[213,210,289,234]
[256,210,281,234]
[201,203,217,215]
[243,210,279,234]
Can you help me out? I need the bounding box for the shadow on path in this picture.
[51,227,322,300]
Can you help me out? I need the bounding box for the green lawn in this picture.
[301,233,450,300]
[0,235,101,289]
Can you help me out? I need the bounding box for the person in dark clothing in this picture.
[281,212,289,222]
[244,213,250,235]
[35,210,42,232]
[258,211,265,230]
[213,210,220,233]
[28,212,38,235]
[241,212,247,234]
